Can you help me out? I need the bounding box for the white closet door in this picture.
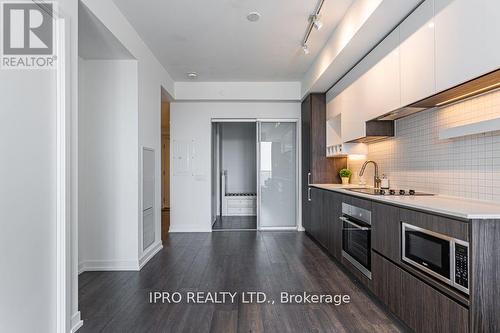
[258,121,297,228]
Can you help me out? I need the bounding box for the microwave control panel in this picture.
[454,243,469,291]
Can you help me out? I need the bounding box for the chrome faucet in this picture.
[359,160,381,189]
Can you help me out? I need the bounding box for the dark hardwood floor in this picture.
[212,216,257,230]
[78,232,406,332]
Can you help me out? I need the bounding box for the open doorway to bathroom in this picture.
[211,121,257,230]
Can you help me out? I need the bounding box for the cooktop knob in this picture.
[399,190,406,195]
[409,189,416,195]
[389,189,396,195]
[379,189,386,195]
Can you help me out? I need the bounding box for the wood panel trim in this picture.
[470,219,500,333]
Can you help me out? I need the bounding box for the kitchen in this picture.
[302,0,500,331]
[3,0,500,332]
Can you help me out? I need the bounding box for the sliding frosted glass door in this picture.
[258,121,297,228]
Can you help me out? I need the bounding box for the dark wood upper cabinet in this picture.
[302,94,346,184]
[301,94,346,233]
[301,95,311,232]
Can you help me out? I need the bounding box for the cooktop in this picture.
[347,188,435,196]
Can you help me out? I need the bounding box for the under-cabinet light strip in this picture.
[436,82,500,106]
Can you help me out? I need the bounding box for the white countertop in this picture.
[311,184,500,220]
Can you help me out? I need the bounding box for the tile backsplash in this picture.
[348,89,500,203]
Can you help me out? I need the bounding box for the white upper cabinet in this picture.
[329,0,500,144]
[361,28,400,121]
[341,80,366,143]
[326,93,343,146]
[435,0,500,92]
[339,28,400,143]
[400,0,436,106]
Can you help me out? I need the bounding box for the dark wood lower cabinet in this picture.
[400,208,469,241]
[326,190,342,261]
[372,202,400,263]
[309,188,343,260]
[310,188,329,249]
[372,252,469,333]
[309,188,322,246]
[307,188,500,333]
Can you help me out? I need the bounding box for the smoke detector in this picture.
[247,12,261,22]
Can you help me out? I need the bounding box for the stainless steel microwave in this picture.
[402,223,469,294]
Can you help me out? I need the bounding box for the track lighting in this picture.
[302,44,310,55]
[300,0,325,55]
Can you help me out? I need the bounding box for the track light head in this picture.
[312,14,323,30]
[302,44,310,55]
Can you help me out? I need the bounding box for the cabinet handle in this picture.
[308,188,311,201]
[308,172,311,186]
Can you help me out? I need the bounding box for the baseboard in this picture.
[78,243,164,274]
[169,227,212,233]
[259,226,299,231]
[78,262,85,275]
[297,226,305,232]
[78,259,140,274]
[139,241,163,270]
[70,311,83,333]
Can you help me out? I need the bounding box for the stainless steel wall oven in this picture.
[341,203,372,279]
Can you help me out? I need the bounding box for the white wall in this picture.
[220,123,257,194]
[170,102,300,232]
[80,0,174,271]
[0,0,80,331]
[78,59,139,270]
[0,68,58,333]
[73,1,174,330]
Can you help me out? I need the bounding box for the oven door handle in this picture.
[339,216,370,231]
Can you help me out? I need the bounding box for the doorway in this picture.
[161,96,170,240]
[212,121,257,230]
[211,120,299,231]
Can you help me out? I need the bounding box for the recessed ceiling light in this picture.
[247,12,261,22]
[187,72,198,79]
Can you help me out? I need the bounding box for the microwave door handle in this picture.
[339,216,370,231]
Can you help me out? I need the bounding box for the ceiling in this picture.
[112,0,353,81]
